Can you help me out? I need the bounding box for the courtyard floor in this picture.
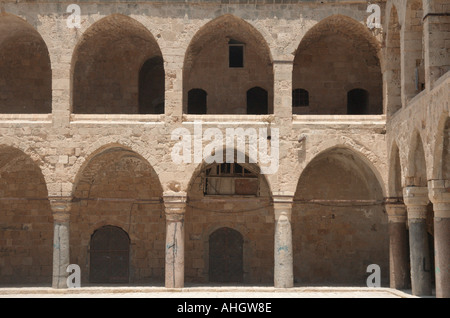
[0,286,421,298]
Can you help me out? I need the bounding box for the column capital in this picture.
[403,186,429,206]
[272,193,294,221]
[385,200,407,223]
[49,196,73,222]
[163,192,187,221]
[403,187,429,220]
[428,180,450,218]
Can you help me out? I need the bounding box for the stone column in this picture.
[385,199,410,290]
[403,186,432,296]
[50,197,72,289]
[273,194,294,288]
[428,180,450,298]
[164,193,187,288]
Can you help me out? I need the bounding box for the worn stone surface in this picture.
[0,0,447,297]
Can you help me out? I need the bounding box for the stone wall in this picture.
[0,0,448,287]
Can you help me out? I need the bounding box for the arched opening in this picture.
[186,157,273,285]
[209,227,244,283]
[71,146,164,285]
[138,56,165,114]
[0,146,52,285]
[183,14,273,115]
[90,226,130,284]
[246,87,268,115]
[389,143,403,198]
[0,14,51,113]
[72,14,164,114]
[293,15,382,115]
[347,89,369,115]
[408,132,427,187]
[403,0,425,102]
[385,5,402,116]
[293,147,387,286]
[188,89,207,114]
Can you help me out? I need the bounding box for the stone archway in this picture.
[0,146,52,284]
[292,15,382,115]
[185,159,274,285]
[183,14,273,114]
[0,14,51,113]
[71,146,164,285]
[293,147,388,286]
[71,14,164,114]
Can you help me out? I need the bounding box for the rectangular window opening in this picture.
[229,45,244,68]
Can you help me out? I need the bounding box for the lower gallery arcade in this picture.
[1,142,446,297]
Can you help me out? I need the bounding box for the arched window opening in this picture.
[139,56,165,114]
[347,89,369,115]
[293,89,309,107]
[247,87,268,115]
[204,162,258,196]
[188,89,207,114]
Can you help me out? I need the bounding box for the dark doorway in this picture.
[347,89,369,114]
[90,226,130,284]
[188,89,207,114]
[209,227,244,283]
[247,87,268,115]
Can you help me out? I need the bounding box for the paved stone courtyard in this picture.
[0,286,418,298]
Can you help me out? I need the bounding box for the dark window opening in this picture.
[293,89,309,107]
[139,56,165,114]
[247,87,268,115]
[229,40,244,68]
[347,89,369,115]
[188,89,207,114]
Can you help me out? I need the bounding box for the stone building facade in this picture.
[0,0,448,297]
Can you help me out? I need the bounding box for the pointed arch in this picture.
[293,146,388,286]
[185,146,274,284]
[0,145,52,284]
[70,143,164,285]
[292,14,382,115]
[407,131,428,186]
[0,13,52,113]
[183,14,274,114]
[388,141,403,198]
[71,14,164,114]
